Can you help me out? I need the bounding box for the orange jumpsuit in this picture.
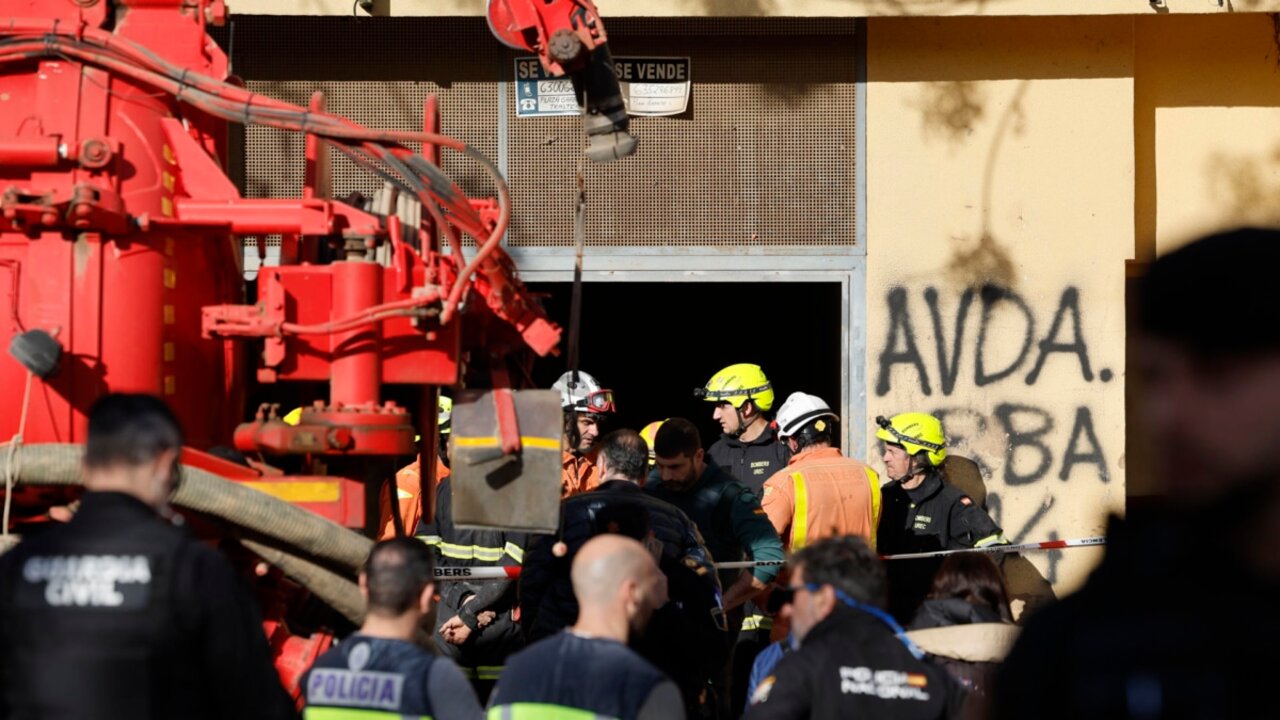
[560,449,600,498]
[380,457,451,540]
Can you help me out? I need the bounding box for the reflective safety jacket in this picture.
[761,447,882,552]
[746,606,965,720]
[301,634,481,720]
[417,478,526,685]
[381,457,450,541]
[709,425,791,499]
[488,631,685,720]
[0,492,296,720]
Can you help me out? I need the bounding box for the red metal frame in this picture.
[0,0,588,694]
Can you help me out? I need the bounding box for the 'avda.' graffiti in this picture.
[876,284,1112,487]
[876,284,1108,397]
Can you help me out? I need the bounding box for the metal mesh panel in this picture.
[225,17,856,249]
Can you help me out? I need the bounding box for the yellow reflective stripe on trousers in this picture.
[504,542,525,564]
[304,707,430,720]
[866,467,882,551]
[487,703,611,720]
[438,542,505,562]
[974,533,1009,548]
[417,535,442,547]
[741,614,774,631]
[790,472,809,550]
[476,665,504,680]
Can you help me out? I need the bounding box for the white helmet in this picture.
[776,392,838,438]
[551,371,616,415]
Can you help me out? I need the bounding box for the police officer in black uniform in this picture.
[0,393,296,720]
[301,538,482,719]
[746,536,965,720]
[416,475,525,702]
[875,413,1008,623]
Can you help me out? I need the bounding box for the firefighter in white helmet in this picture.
[551,371,616,498]
[747,392,886,701]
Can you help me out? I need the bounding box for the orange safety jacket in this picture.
[380,457,451,540]
[560,449,600,498]
[760,446,882,552]
[759,446,882,640]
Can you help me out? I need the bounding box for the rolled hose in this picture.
[5,443,371,622]
[242,538,365,624]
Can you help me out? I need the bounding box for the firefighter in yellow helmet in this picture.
[875,411,1008,622]
[696,364,790,498]
[638,420,665,468]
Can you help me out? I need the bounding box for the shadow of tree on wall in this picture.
[909,78,1029,289]
[1205,142,1280,226]
[914,81,987,145]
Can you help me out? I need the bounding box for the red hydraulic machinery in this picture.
[0,0,635,700]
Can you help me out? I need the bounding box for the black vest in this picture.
[302,635,438,718]
[0,493,203,719]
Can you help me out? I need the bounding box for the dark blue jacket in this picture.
[489,632,675,720]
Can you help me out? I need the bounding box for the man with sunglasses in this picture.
[0,394,296,720]
[746,536,964,719]
[553,370,616,498]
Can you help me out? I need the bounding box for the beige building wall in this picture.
[866,17,1134,601]
[1136,14,1280,255]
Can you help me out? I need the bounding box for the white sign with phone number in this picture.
[514,57,691,118]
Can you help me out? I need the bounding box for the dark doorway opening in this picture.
[526,281,844,449]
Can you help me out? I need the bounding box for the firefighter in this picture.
[552,370,616,497]
[301,538,483,719]
[875,412,1008,622]
[417,470,525,703]
[763,392,882,551]
[696,366,791,711]
[639,419,665,469]
[489,535,685,720]
[751,392,885,699]
[383,394,452,540]
[0,394,296,720]
[698,364,791,497]
[519,429,729,715]
[745,536,965,719]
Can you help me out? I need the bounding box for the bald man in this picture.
[487,535,685,720]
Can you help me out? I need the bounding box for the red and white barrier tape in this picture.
[431,536,1106,581]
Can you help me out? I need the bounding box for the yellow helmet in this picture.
[282,407,303,426]
[438,395,453,435]
[697,363,775,412]
[875,412,947,467]
[639,419,666,465]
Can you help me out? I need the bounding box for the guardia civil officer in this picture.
[301,538,482,719]
[0,393,296,720]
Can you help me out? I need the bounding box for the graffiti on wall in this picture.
[874,283,1116,580]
